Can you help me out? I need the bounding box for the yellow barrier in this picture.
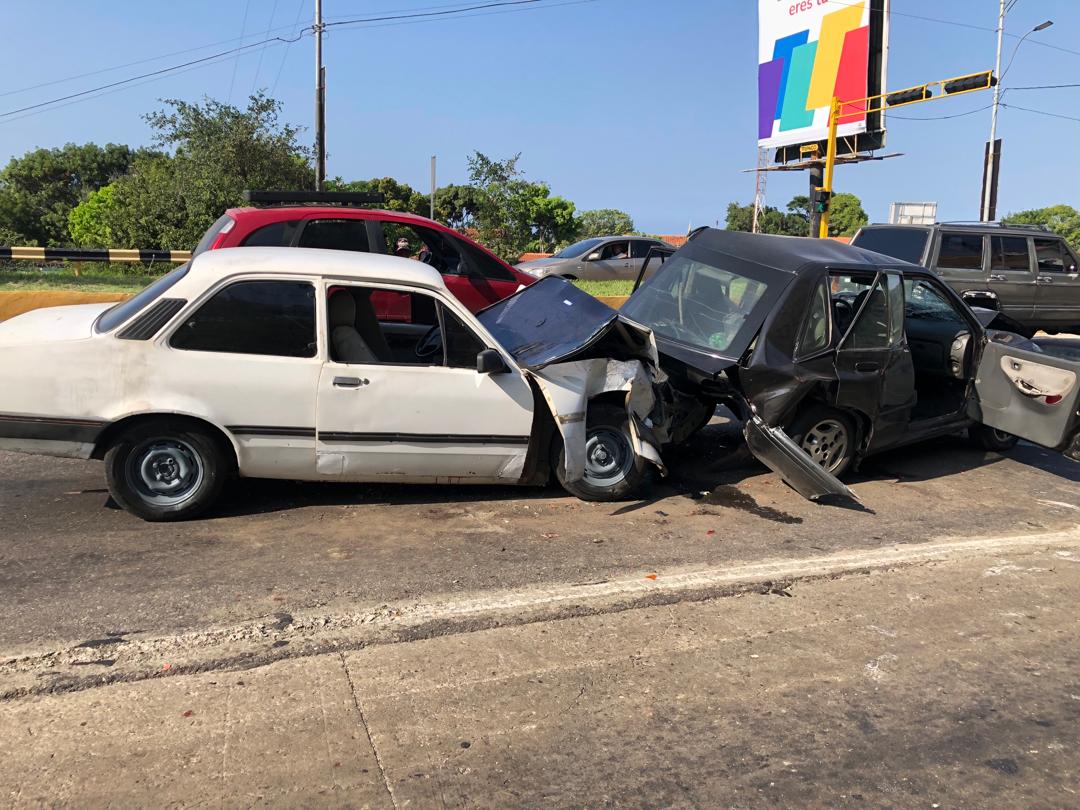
[0,291,132,323]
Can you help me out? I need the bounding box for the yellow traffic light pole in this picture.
[817,71,996,239]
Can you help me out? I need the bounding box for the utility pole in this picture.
[314,0,326,191]
[980,0,1005,222]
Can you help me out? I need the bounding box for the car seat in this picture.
[351,289,393,360]
[328,291,377,364]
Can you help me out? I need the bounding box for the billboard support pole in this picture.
[818,97,840,239]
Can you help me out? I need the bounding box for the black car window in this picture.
[795,278,831,358]
[990,236,1031,273]
[843,275,890,350]
[1034,238,1070,273]
[95,263,191,333]
[936,233,984,271]
[631,240,660,259]
[903,278,966,326]
[441,306,487,369]
[886,272,905,346]
[851,227,929,264]
[242,219,303,247]
[299,219,371,252]
[171,280,316,358]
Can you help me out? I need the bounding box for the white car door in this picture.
[157,277,322,480]
[972,333,1080,460]
[315,282,536,482]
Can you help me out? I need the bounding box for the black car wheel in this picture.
[105,419,231,521]
[555,403,649,501]
[789,405,857,477]
[969,423,1019,452]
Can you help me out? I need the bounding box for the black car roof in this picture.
[687,228,915,273]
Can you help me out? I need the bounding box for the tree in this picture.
[68,184,117,247]
[466,152,546,261]
[527,190,578,252]
[828,192,868,236]
[578,208,634,239]
[433,184,482,230]
[724,192,867,238]
[99,93,314,249]
[724,201,807,236]
[328,176,428,216]
[0,142,141,246]
[1004,205,1080,252]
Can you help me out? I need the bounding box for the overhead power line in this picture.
[0,0,596,123]
[888,104,993,121]
[1006,83,1080,91]
[1001,102,1080,124]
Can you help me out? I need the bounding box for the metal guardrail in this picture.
[0,247,192,263]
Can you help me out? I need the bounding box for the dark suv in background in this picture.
[851,223,1080,336]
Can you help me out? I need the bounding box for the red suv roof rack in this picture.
[242,190,386,206]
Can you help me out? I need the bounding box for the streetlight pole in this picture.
[314,0,326,191]
[980,0,1006,222]
[981,8,1053,221]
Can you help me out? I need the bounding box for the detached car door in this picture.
[315,282,536,481]
[971,333,1080,462]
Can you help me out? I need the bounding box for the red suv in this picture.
[193,204,533,313]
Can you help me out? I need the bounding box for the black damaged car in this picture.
[614,229,1080,500]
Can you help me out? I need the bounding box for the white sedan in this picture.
[0,248,664,521]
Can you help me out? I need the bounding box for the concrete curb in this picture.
[0,291,131,322]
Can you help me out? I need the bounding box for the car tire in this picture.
[555,403,650,501]
[788,405,857,478]
[969,423,1019,452]
[104,419,231,522]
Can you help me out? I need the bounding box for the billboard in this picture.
[757,0,887,153]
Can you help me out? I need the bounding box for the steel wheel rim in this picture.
[126,439,204,507]
[800,418,850,474]
[583,427,633,487]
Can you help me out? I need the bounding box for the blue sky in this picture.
[1,1,1077,235]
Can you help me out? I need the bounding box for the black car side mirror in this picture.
[477,348,510,374]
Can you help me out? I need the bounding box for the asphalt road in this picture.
[1,419,1078,656]
[4,533,1080,807]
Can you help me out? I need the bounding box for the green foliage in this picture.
[433,184,482,230]
[0,142,142,246]
[724,192,867,238]
[68,184,117,247]
[327,176,429,216]
[526,191,577,252]
[102,93,314,249]
[578,208,634,239]
[724,200,808,236]
[1004,205,1080,252]
[828,192,868,236]
[465,152,581,261]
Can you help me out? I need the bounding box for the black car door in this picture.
[832,269,916,451]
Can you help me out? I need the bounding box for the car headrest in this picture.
[328,291,356,329]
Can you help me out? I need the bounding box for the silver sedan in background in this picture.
[516,236,673,281]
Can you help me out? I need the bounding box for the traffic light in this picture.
[811,188,833,214]
[886,86,932,107]
[943,71,997,95]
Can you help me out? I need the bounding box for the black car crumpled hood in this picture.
[478,276,634,371]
